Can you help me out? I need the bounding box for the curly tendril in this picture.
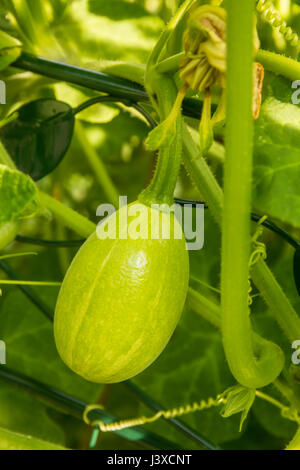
[83,389,300,435]
[256,0,300,48]
[248,216,268,306]
[83,394,228,433]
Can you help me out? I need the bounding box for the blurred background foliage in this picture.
[0,0,299,450]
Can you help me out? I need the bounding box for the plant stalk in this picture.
[38,192,96,239]
[221,0,284,389]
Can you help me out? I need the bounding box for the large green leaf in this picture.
[0,289,101,402]
[0,287,100,447]
[88,0,149,21]
[0,382,66,446]
[253,97,300,228]
[56,0,164,65]
[0,426,67,450]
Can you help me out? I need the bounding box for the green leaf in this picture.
[221,386,256,432]
[88,0,149,21]
[57,0,163,66]
[0,99,75,181]
[0,30,21,71]
[286,427,300,450]
[253,97,300,228]
[0,289,101,402]
[252,391,297,441]
[263,72,296,105]
[0,164,37,224]
[0,426,67,450]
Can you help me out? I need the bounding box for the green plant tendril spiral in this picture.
[257,0,300,48]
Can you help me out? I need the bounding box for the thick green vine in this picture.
[222,0,284,389]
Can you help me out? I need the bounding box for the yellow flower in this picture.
[180,5,260,93]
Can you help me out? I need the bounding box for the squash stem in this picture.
[139,76,183,206]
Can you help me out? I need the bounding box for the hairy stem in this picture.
[251,259,300,342]
[183,124,299,345]
[221,0,283,389]
[257,49,300,80]
[182,125,224,225]
[139,75,183,206]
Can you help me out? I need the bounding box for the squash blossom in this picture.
[180,5,263,119]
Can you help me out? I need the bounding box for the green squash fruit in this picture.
[54,202,189,383]
[0,222,18,250]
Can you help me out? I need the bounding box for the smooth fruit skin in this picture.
[54,203,189,383]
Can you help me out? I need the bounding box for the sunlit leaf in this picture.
[253,98,300,228]
[0,289,101,401]
[0,164,37,224]
[0,30,21,71]
[0,426,67,450]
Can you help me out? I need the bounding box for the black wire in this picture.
[13,52,205,119]
[174,198,208,209]
[174,198,300,250]
[16,235,84,248]
[13,54,299,250]
[0,368,181,450]
[16,205,300,251]
[130,103,157,129]
[73,95,157,129]
[0,253,216,449]
[250,213,300,250]
[73,96,118,115]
